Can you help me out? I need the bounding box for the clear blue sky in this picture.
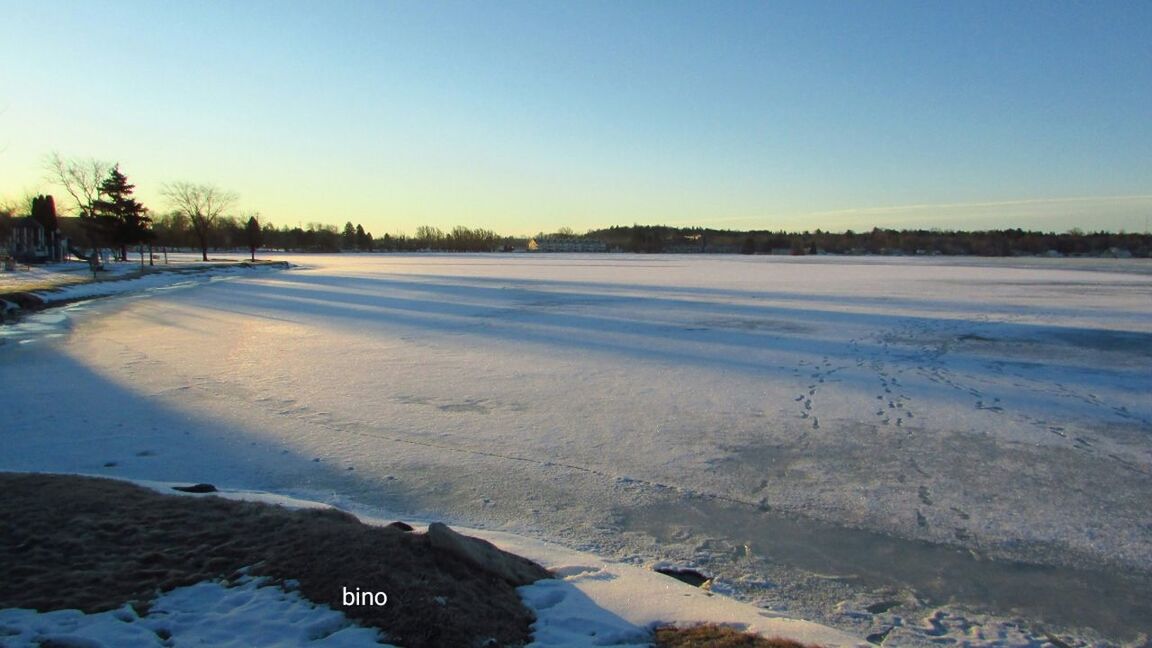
[2,0,1149,236]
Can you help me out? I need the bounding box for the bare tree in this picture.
[45,153,109,219]
[161,182,237,262]
[0,195,21,216]
[0,196,16,248]
[44,153,112,267]
[3,189,42,216]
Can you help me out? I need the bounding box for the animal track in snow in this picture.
[918,486,933,506]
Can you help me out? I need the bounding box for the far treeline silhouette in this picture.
[125,220,1152,257]
[86,220,1152,256]
[584,225,1151,257]
[146,222,1140,257]
[7,211,1150,258]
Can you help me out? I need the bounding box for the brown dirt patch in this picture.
[0,472,546,647]
[654,623,818,648]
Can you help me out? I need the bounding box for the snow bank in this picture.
[0,577,390,648]
[160,481,865,647]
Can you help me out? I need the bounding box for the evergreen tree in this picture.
[30,195,58,231]
[31,195,64,262]
[354,224,370,251]
[245,215,262,261]
[342,221,356,250]
[92,165,150,262]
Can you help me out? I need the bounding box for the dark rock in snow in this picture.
[171,483,218,493]
[865,600,901,614]
[866,626,894,645]
[654,566,712,588]
[7,292,45,309]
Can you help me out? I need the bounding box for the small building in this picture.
[4,217,69,264]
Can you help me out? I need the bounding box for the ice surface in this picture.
[2,253,1150,644]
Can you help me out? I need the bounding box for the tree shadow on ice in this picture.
[249,272,1152,362]
[205,271,1152,399]
[0,341,420,517]
[305,269,1152,324]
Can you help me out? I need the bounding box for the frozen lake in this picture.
[4,254,1151,644]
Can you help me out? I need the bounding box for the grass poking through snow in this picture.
[654,623,819,648]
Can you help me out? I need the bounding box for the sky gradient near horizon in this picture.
[2,1,1150,236]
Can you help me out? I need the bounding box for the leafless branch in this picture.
[44,152,110,217]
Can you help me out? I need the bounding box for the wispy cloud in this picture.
[799,195,1152,219]
[683,195,1152,232]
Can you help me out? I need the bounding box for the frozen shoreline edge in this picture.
[0,470,865,647]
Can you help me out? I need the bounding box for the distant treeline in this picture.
[33,214,1150,258]
[587,225,1152,257]
[54,217,520,254]
[141,218,1152,257]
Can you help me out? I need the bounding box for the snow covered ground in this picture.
[0,258,130,291]
[3,253,1151,645]
[0,254,266,303]
[0,575,389,648]
[0,477,861,648]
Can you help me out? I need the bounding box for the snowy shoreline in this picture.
[0,258,291,322]
[0,471,864,648]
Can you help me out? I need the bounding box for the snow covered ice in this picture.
[2,253,1151,645]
